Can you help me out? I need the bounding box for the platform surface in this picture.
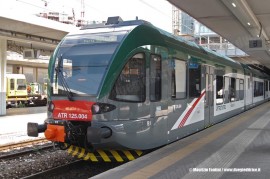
[92,102,270,179]
[0,107,46,146]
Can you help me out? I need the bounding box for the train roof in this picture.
[154,26,240,66]
[71,17,241,68]
[69,16,240,66]
[69,18,150,36]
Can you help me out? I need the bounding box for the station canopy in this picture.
[168,0,270,69]
[0,11,78,56]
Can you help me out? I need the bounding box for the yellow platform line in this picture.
[67,145,73,154]
[135,150,143,156]
[77,148,85,158]
[123,150,135,161]
[110,150,124,162]
[97,150,111,162]
[72,146,79,156]
[84,153,98,162]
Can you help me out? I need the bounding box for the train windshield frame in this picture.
[51,31,128,96]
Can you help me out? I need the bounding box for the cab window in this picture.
[110,53,146,102]
[17,79,26,90]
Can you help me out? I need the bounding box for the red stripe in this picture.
[178,91,206,128]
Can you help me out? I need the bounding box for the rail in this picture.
[0,138,49,152]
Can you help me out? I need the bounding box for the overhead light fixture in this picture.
[222,0,269,39]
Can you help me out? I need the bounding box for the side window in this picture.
[216,76,224,104]
[254,81,257,97]
[17,79,26,90]
[189,63,201,98]
[10,79,14,90]
[110,53,146,102]
[224,76,230,103]
[254,81,264,97]
[239,79,244,100]
[171,59,186,99]
[150,54,161,102]
[230,77,236,102]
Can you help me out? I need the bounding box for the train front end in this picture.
[27,23,130,150]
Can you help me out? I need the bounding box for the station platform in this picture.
[0,107,46,146]
[93,101,270,179]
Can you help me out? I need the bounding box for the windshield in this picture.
[51,31,127,96]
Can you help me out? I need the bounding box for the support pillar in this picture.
[0,39,7,115]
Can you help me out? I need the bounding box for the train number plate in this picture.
[57,112,88,119]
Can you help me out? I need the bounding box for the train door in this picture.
[203,65,215,127]
[244,73,252,107]
[149,54,167,118]
[148,53,168,147]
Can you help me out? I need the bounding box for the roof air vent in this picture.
[106,16,123,25]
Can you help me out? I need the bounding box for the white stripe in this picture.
[171,98,197,130]
[171,89,206,130]
[183,110,270,179]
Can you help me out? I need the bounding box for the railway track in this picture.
[0,138,53,160]
[22,160,86,179]
[0,143,53,160]
[0,138,49,152]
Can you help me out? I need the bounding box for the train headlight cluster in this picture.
[91,103,116,114]
[92,104,100,114]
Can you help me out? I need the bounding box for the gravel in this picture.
[0,144,77,179]
[0,144,123,179]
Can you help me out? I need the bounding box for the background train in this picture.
[6,74,47,108]
[28,17,270,153]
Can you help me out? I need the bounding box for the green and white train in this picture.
[28,17,270,152]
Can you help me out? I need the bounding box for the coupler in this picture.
[27,122,47,137]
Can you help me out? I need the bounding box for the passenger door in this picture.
[203,65,215,127]
[149,54,166,118]
[244,74,252,106]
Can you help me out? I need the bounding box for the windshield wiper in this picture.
[55,54,74,101]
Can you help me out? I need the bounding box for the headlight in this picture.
[91,103,116,114]
[91,104,100,114]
